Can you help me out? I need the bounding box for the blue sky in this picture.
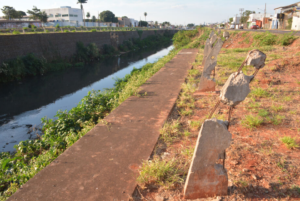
[0,0,297,24]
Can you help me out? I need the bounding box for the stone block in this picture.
[198,76,216,92]
[223,31,229,38]
[184,118,232,199]
[246,49,266,69]
[198,38,224,92]
[202,38,212,66]
[209,31,215,39]
[220,71,253,106]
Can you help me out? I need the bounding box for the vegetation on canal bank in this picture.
[0,31,174,83]
[0,28,205,200]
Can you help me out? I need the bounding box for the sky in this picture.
[0,0,298,25]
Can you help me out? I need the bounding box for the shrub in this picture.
[91,29,97,32]
[55,24,60,29]
[64,30,69,33]
[23,27,28,30]
[12,30,20,35]
[278,32,297,46]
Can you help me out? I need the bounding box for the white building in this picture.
[248,13,273,22]
[42,6,83,23]
[129,18,139,27]
[232,17,240,24]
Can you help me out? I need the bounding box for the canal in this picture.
[0,45,174,152]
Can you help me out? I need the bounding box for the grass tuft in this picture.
[280,136,299,149]
[241,115,263,129]
[137,158,183,189]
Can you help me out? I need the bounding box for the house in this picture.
[129,18,139,27]
[232,17,240,25]
[271,2,300,29]
[247,13,273,28]
[42,6,83,23]
[118,17,131,27]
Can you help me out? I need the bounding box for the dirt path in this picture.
[7,49,198,201]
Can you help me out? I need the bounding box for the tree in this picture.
[86,12,90,20]
[144,12,147,21]
[155,21,158,26]
[1,6,16,20]
[27,6,48,23]
[122,16,128,18]
[77,0,88,26]
[241,10,255,24]
[16,11,26,20]
[229,17,233,23]
[138,20,148,27]
[92,15,96,22]
[99,10,118,22]
[187,23,194,28]
[162,21,170,26]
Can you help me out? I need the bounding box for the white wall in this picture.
[42,7,83,22]
[292,16,300,30]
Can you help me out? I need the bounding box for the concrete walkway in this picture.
[8,49,198,201]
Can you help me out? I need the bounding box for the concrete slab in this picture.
[8,49,198,201]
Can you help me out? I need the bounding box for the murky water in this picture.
[0,45,174,152]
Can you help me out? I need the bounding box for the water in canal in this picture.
[0,45,174,152]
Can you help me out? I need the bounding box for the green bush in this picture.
[12,30,20,35]
[91,29,97,32]
[63,30,69,33]
[278,32,297,46]
[253,31,276,46]
[75,42,100,61]
[55,24,60,29]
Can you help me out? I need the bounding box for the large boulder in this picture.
[220,71,253,106]
[184,118,232,199]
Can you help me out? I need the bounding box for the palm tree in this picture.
[144,12,147,22]
[77,0,88,26]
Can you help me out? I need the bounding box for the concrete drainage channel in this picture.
[7,49,199,201]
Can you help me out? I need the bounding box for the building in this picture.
[42,6,83,23]
[232,17,240,24]
[129,18,139,27]
[271,2,300,29]
[247,13,273,28]
[118,17,131,27]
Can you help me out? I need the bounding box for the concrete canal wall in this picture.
[0,30,177,64]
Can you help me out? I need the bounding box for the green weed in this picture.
[159,120,181,144]
[189,120,201,130]
[271,104,284,112]
[280,136,299,149]
[250,87,269,98]
[272,115,285,125]
[242,115,263,129]
[137,158,184,189]
[258,109,269,117]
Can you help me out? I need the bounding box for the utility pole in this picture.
[239,8,244,28]
[264,3,266,29]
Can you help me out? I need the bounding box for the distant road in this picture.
[224,28,300,35]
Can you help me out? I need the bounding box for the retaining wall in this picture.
[0,30,177,64]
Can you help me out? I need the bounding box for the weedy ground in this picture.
[133,32,300,200]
